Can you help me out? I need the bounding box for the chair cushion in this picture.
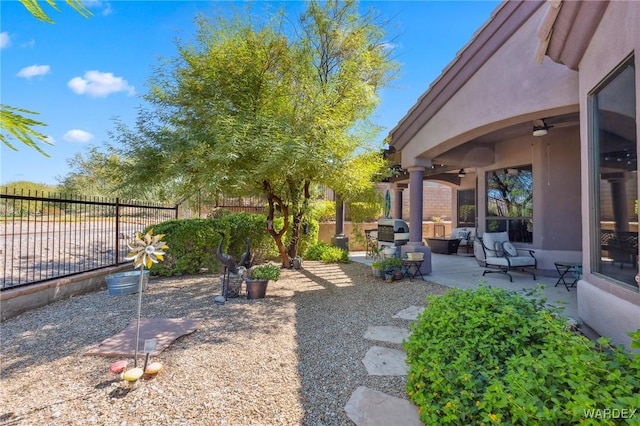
[494,241,504,257]
[502,241,518,257]
[482,232,509,258]
[486,256,536,267]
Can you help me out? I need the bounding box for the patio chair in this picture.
[474,232,537,282]
[365,229,378,259]
[450,227,476,254]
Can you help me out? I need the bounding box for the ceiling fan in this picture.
[532,119,554,137]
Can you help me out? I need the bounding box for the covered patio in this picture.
[350,251,579,322]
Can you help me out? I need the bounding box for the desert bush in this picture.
[304,242,350,264]
[404,285,640,425]
[145,219,228,276]
[218,212,279,262]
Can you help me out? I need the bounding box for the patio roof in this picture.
[535,0,609,71]
[389,1,544,151]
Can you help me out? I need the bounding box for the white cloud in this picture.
[63,129,94,143]
[17,64,51,79]
[84,0,113,16]
[0,32,10,49]
[67,70,135,97]
[20,39,36,48]
[44,135,56,145]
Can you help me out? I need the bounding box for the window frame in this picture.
[485,164,533,243]
[588,54,637,289]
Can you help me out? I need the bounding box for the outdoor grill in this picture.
[376,218,409,251]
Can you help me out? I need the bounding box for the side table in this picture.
[554,262,582,291]
[403,260,425,281]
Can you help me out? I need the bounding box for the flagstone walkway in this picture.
[344,305,425,425]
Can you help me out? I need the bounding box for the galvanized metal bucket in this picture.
[106,270,149,296]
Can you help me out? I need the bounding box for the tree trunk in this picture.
[286,180,310,259]
[265,181,291,268]
[287,214,302,259]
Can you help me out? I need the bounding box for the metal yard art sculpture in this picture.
[384,189,391,219]
[215,232,252,303]
[125,229,168,367]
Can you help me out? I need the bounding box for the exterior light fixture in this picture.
[457,169,466,178]
[533,119,553,137]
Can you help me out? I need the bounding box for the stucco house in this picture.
[388,0,639,348]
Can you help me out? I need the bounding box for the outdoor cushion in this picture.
[502,241,518,257]
[451,228,476,247]
[485,256,536,267]
[482,232,509,258]
[476,232,537,282]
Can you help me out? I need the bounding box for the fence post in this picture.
[175,204,179,219]
[115,197,120,264]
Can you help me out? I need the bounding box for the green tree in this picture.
[57,146,126,197]
[112,1,397,266]
[1,1,91,156]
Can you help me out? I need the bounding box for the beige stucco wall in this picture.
[575,1,640,346]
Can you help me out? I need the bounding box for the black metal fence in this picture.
[1,188,180,290]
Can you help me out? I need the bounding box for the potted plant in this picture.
[245,264,281,299]
[381,257,403,281]
[371,260,384,278]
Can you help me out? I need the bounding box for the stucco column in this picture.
[392,183,407,219]
[407,166,425,247]
[334,192,344,236]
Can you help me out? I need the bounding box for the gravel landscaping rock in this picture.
[0,261,447,425]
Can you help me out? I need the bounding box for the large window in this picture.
[486,165,533,243]
[591,56,637,287]
[457,189,476,228]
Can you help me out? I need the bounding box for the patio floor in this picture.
[350,250,579,321]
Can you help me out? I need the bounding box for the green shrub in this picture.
[146,213,317,275]
[380,257,403,271]
[309,199,336,222]
[404,285,640,425]
[304,242,329,261]
[218,212,279,262]
[145,219,228,276]
[250,264,281,281]
[294,219,319,257]
[304,242,349,264]
[320,246,349,264]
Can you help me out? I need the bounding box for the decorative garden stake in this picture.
[125,229,168,367]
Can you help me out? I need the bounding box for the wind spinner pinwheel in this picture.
[125,229,168,366]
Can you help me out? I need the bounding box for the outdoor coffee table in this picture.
[426,238,460,254]
[554,262,582,291]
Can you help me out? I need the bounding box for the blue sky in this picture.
[0,0,500,186]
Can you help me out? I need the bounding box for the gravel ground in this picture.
[0,261,448,426]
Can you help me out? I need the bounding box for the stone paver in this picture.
[362,345,408,376]
[345,386,422,426]
[364,325,410,344]
[392,305,425,321]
